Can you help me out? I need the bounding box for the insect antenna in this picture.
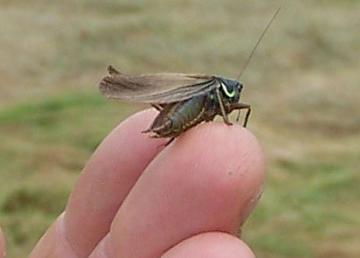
[236,7,281,80]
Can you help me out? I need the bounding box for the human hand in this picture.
[1,109,265,258]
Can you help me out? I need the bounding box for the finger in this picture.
[89,232,255,258]
[30,214,78,258]
[0,228,5,258]
[107,123,265,258]
[64,109,167,257]
[31,109,166,258]
[162,232,255,258]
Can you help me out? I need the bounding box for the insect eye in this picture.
[221,82,236,98]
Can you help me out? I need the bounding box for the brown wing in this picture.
[99,65,219,104]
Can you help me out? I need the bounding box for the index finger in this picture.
[30,109,167,258]
[64,109,168,257]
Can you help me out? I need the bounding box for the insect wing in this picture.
[99,66,219,104]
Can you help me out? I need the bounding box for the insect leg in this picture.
[142,128,152,133]
[151,104,163,111]
[236,110,241,122]
[215,88,232,125]
[164,137,175,146]
[243,106,251,127]
[227,103,251,127]
[107,65,120,75]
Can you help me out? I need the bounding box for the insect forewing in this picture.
[99,66,219,103]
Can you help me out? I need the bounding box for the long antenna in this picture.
[237,7,281,80]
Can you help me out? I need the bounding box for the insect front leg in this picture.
[227,103,251,127]
[215,88,232,125]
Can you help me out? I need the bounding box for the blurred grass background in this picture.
[0,0,359,257]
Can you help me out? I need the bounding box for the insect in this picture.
[99,8,280,145]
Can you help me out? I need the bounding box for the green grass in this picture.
[0,93,137,257]
[0,0,359,257]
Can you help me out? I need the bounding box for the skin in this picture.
[0,109,265,258]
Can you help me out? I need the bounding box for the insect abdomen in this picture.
[149,96,207,137]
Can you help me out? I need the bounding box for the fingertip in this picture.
[162,232,255,258]
[167,122,266,226]
[184,122,265,183]
[175,122,264,165]
[109,122,265,257]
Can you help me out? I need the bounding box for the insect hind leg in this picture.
[164,137,175,146]
[141,127,152,133]
[151,104,163,111]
